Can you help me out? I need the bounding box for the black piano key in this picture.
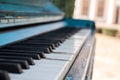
[28,35,65,41]
[0,49,46,58]
[16,42,56,49]
[0,63,23,73]
[0,52,41,59]
[41,35,69,39]
[4,46,51,53]
[20,40,60,47]
[8,44,53,52]
[33,37,65,43]
[0,56,35,65]
[25,39,61,44]
[29,39,61,43]
[0,70,10,80]
[0,59,29,69]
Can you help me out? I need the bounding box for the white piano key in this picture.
[45,53,72,60]
[60,40,83,47]
[53,35,87,53]
[10,59,72,80]
[69,29,90,42]
[53,48,78,53]
[1,19,8,23]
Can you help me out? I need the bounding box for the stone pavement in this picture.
[92,34,120,80]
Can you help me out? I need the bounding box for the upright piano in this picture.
[0,0,96,80]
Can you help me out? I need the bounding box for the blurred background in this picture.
[52,0,120,80]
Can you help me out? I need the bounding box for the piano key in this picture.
[31,37,65,43]
[6,44,53,52]
[0,63,23,73]
[33,35,66,39]
[0,59,29,69]
[53,40,83,53]
[0,49,45,58]
[4,46,51,53]
[45,53,72,60]
[69,31,91,39]
[21,40,60,47]
[0,56,35,65]
[27,35,61,43]
[0,52,41,59]
[24,39,61,44]
[0,70,10,80]
[15,43,55,49]
[19,41,57,49]
[52,31,90,54]
[9,59,71,80]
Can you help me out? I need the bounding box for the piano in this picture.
[0,0,96,80]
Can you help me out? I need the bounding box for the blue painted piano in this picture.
[0,0,96,80]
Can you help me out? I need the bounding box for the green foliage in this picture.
[116,31,120,38]
[52,0,75,18]
[96,28,102,33]
[102,28,118,37]
[96,28,119,37]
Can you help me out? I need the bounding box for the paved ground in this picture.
[92,33,120,80]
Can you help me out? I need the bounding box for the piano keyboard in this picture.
[0,27,91,80]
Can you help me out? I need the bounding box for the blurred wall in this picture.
[73,0,120,25]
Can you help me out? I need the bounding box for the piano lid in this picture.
[0,0,63,14]
[0,0,64,28]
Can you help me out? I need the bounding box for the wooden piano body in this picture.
[0,0,96,80]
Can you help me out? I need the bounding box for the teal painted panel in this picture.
[0,0,49,7]
[0,21,66,46]
[65,18,96,31]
